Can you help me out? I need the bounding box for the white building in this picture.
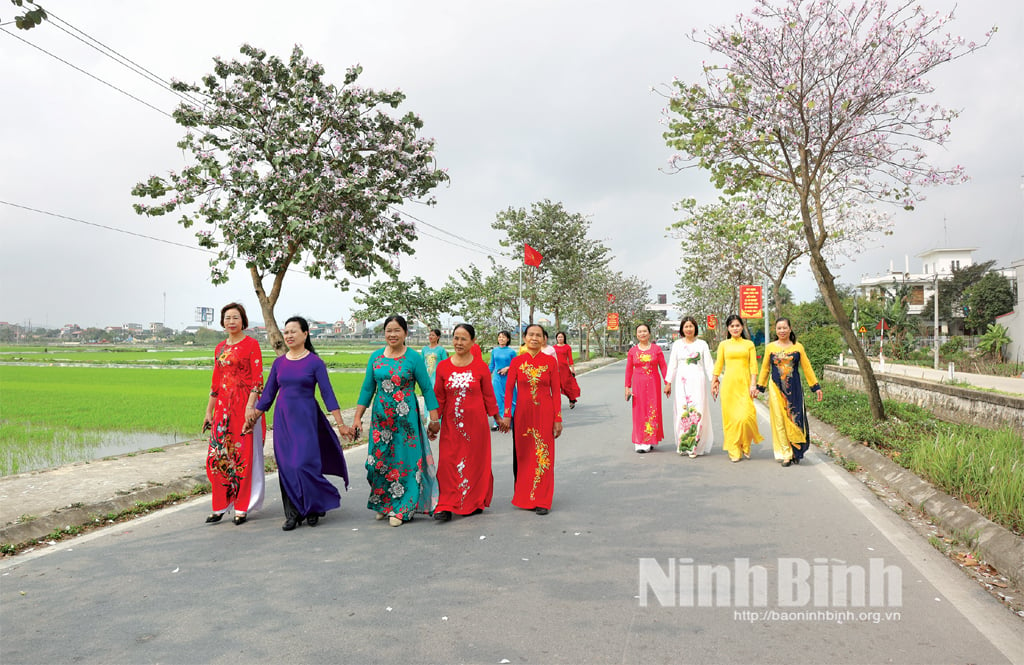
[994,258,1024,364]
[858,248,1016,337]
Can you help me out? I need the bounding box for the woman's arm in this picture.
[203,342,225,430]
[312,356,355,439]
[352,351,380,433]
[500,357,519,429]
[410,350,441,437]
[624,348,634,400]
[711,342,724,400]
[479,360,499,418]
[797,343,824,401]
[746,342,759,398]
[245,359,279,433]
[756,342,772,393]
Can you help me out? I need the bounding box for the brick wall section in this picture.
[824,366,1024,435]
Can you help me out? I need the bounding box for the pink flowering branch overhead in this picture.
[661,0,992,420]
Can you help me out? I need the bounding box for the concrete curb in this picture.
[809,413,1024,590]
[0,476,208,547]
[572,357,619,374]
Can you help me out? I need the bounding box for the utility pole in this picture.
[933,273,940,370]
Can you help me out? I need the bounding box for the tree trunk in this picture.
[803,234,886,421]
[251,267,286,356]
[772,277,783,321]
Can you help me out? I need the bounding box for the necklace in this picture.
[286,350,309,360]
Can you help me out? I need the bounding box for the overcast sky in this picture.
[2,0,1021,331]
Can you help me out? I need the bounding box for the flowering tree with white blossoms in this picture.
[672,186,807,324]
[663,0,992,420]
[132,44,448,354]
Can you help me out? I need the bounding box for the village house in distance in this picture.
[857,248,1019,350]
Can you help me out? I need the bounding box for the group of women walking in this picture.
[205,301,823,533]
[625,315,822,465]
[203,304,566,532]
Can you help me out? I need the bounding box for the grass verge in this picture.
[808,380,1023,536]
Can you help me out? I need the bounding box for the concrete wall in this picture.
[997,258,1024,365]
[824,366,1024,435]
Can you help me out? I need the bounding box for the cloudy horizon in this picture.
[2,1,1021,332]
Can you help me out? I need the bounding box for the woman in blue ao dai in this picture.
[488,330,517,430]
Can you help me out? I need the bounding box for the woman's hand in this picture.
[498,367,508,376]
[553,422,563,439]
[624,387,632,401]
[338,424,355,441]
[815,388,824,402]
[499,417,511,433]
[242,407,261,434]
[749,383,758,399]
[663,383,672,396]
[427,420,441,440]
[710,378,719,400]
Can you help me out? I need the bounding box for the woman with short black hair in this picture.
[202,302,265,526]
[352,315,441,526]
[432,323,499,521]
[499,324,561,515]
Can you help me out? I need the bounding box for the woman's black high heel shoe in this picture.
[232,514,247,525]
[205,513,223,524]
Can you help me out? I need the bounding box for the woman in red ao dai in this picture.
[431,323,499,521]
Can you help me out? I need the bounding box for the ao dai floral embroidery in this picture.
[433,358,498,515]
[357,349,439,520]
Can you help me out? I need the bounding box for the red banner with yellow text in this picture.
[738,285,763,319]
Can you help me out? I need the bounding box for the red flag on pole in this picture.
[524,243,543,267]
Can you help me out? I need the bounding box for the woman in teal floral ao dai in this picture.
[353,315,442,527]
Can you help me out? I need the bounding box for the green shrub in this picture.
[940,336,964,356]
[799,325,844,378]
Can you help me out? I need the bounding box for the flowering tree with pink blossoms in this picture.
[663,0,992,420]
[132,44,447,354]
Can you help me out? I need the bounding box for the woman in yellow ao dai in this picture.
[711,315,763,462]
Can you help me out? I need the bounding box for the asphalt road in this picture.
[2,362,1021,665]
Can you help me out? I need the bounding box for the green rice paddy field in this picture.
[0,364,366,475]
[0,346,376,368]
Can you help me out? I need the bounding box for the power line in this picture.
[42,12,207,109]
[0,200,396,289]
[1,199,211,253]
[414,227,496,258]
[390,206,506,256]
[0,26,172,117]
